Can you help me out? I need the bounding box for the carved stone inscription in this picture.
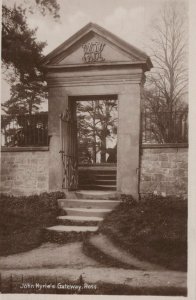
[82,42,105,63]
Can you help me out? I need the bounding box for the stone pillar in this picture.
[117,83,141,200]
[48,87,68,191]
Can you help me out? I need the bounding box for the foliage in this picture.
[0,191,65,255]
[0,191,65,227]
[33,0,60,18]
[100,196,187,271]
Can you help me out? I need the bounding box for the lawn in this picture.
[99,195,187,271]
[0,192,65,256]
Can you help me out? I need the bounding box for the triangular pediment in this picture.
[42,23,152,70]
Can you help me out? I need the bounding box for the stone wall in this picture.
[1,146,188,197]
[140,147,188,197]
[1,149,49,196]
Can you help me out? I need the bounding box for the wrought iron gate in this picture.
[59,101,78,190]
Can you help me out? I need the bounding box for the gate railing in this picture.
[141,110,188,144]
[1,113,49,147]
[59,109,78,190]
[2,111,188,148]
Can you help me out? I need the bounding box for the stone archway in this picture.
[42,23,152,199]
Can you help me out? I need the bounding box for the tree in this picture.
[143,2,188,143]
[2,1,60,81]
[1,1,60,145]
[2,6,44,83]
[77,100,118,164]
[2,80,47,115]
[2,0,60,109]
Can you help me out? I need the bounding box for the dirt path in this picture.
[0,242,187,295]
[0,242,101,269]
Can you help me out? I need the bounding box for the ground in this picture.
[0,241,187,295]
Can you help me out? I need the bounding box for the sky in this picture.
[12,0,175,55]
[1,0,188,105]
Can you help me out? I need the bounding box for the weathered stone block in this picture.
[148,155,159,161]
[175,155,187,162]
[149,149,162,154]
[161,148,177,153]
[152,174,165,181]
[31,159,38,164]
[161,168,170,176]
[161,161,170,168]
[14,181,24,186]
[141,174,151,181]
[140,181,152,192]
[1,169,9,175]
[38,175,47,181]
[177,161,188,169]
[159,154,168,161]
[37,182,48,189]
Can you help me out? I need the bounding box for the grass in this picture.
[99,195,187,271]
[0,192,65,256]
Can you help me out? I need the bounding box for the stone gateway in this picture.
[41,22,152,200]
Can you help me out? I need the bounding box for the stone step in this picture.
[95,175,116,180]
[79,179,116,185]
[94,180,116,185]
[47,225,98,232]
[78,184,116,191]
[79,173,116,178]
[65,190,120,200]
[58,199,120,209]
[44,225,98,243]
[57,215,103,226]
[65,207,111,217]
[83,233,166,270]
[79,168,116,173]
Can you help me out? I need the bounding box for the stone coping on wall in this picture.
[141,143,188,149]
[1,146,49,152]
[1,144,188,152]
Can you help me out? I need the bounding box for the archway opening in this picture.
[75,95,118,191]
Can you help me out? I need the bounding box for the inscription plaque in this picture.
[82,42,105,63]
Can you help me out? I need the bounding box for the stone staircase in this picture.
[43,191,120,243]
[78,166,117,191]
[43,191,168,272]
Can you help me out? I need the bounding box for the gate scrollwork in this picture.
[59,106,78,190]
